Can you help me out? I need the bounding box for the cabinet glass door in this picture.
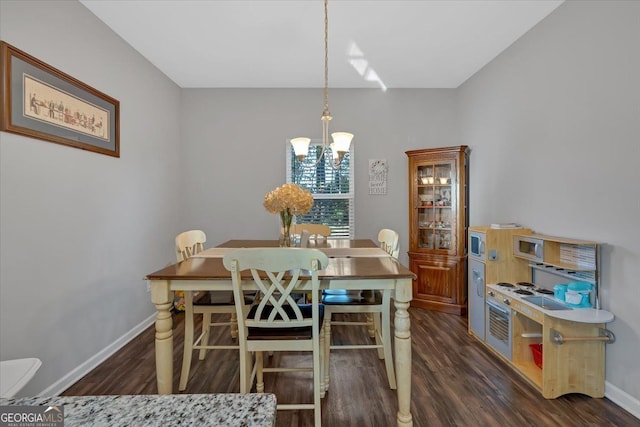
[416,161,454,250]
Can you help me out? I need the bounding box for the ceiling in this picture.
[79,0,563,89]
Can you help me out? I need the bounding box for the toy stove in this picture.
[495,282,555,296]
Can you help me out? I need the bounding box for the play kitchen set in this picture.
[468,225,615,399]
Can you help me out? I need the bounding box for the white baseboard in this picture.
[38,313,157,397]
[606,381,640,420]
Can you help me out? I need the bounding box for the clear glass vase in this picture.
[279,209,294,247]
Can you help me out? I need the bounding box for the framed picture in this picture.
[0,41,119,157]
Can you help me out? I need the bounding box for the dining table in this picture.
[146,239,417,427]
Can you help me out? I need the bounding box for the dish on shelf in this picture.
[420,177,434,185]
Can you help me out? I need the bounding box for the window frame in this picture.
[285,139,355,239]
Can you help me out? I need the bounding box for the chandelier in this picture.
[290,0,353,170]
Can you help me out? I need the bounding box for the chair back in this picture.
[223,248,329,331]
[175,230,206,262]
[378,228,400,259]
[300,229,312,248]
[292,224,331,240]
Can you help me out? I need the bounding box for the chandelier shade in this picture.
[291,137,311,161]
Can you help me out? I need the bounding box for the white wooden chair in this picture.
[322,228,399,390]
[291,223,331,244]
[299,229,312,248]
[176,230,250,391]
[378,228,400,259]
[223,248,329,427]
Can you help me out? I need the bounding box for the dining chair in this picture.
[223,248,329,427]
[299,229,312,248]
[176,230,250,392]
[378,228,400,259]
[291,223,331,243]
[321,228,399,390]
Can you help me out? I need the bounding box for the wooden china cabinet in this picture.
[406,146,470,315]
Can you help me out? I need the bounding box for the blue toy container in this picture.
[553,284,568,301]
[565,281,592,308]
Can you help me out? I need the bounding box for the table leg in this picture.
[394,279,413,427]
[151,280,174,394]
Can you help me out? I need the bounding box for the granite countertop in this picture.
[0,393,276,427]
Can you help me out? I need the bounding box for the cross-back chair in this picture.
[223,248,329,427]
[321,228,399,390]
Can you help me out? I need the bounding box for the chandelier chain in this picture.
[290,0,352,171]
[323,0,330,117]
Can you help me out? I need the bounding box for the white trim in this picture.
[38,313,156,397]
[605,381,640,420]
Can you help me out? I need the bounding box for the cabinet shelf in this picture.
[524,259,596,273]
[514,233,598,272]
[513,361,543,389]
[529,262,596,284]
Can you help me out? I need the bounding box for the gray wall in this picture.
[0,0,182,396]
[179,88,457,266]
[458,0,640,407]
[1,0,638,415]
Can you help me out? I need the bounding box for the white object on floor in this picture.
[0,358,42,398]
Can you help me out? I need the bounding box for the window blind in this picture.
[286,140,355,238]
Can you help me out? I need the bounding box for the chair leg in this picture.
[319,322,326,398]
[230,312,238,338]
[313,329,322,426]
[367,312,376,338]
[323,312,332,394]
[256,351,264,393]
[238,348,250,393]
[374,312,384,359]
[381,298,397,389]
[198,312,212,360]
[179,291,195,391]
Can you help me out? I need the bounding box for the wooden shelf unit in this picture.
[514,233,598,271]
[406,146,469,315]
[513,233,600,307]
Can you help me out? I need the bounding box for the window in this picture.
[286,140,354,238]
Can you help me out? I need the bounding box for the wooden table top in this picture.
[147,239,416,281]
[215,239,378,249]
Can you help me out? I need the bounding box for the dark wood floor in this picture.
[63,308,639,426]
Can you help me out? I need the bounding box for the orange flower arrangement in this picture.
[264,183,314,246]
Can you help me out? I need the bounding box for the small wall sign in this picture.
[368,159,387,195]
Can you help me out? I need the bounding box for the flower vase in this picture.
[279,209,294,247]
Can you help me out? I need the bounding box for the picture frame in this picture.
[0,41,119,157]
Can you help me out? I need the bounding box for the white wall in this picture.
[0,0,183,396]
[458,0,640,408]
[179,88,458,266]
